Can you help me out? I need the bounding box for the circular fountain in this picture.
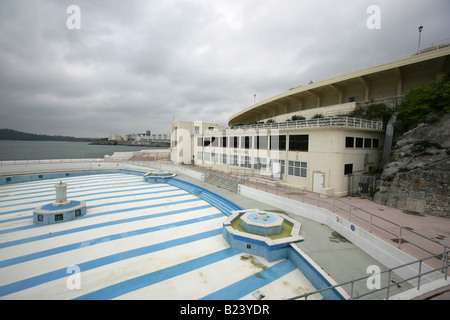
[144,171,176,183]
[240,210,284,236]
[33,181,86,225]
[223,209,303,262]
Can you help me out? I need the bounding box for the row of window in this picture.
[198,151,356,177]
[345,137,379,149]
[198,135,309,151]
[197,152,309,178]
[198,135,380,151]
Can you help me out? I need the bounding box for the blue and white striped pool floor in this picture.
[0,173,319,300]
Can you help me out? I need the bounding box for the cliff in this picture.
[374,113,450,217]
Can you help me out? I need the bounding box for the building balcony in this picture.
[204,117,384,135]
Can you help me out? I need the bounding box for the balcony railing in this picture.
[221,117,384,133]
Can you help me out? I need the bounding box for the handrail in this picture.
[126,161,447,262]
[224,117,384,132]
[287,248,449,300]
[241,176,447,259]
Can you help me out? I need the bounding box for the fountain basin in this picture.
[144,171,176,183]
[33,200,86,225]
[240,210,284,236]
[223,209,303,262]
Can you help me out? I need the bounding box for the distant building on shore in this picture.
[108,130,170,145]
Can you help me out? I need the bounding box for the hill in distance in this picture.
[0,128,96,142]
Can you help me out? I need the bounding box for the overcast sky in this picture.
[0,0,449,138]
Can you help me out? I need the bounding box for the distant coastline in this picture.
[0,128,170,148]
[0,128,95,142]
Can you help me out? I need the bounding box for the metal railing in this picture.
[287,248,449,300]
[0,158,110,166]
[225,117,384,132]
[0,152,171,167]
[241,177,447,260]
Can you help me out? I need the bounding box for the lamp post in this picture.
[417,25,423,54]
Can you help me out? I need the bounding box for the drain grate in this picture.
[252,290,266,300]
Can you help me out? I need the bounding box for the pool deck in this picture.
[0,162,449,300]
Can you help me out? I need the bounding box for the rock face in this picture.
[374,113,450,217]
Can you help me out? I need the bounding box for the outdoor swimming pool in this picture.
[0,170,345,300]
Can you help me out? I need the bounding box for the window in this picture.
[75,210,81,217]
[222,154,227,164]
[372,139,380,149]
[364,138,372,148]
[203,137,211,147]
[55,214,64,221]
[211,137,219,147]
[38,214,43,222]
[240,156,251,168]
[221,137,227,148]
[229,154,238,166]
[355,137,363,148]
[194,126,200,134]
[289,135,309,151]
[344,163,353,175]
[280,160,285,175]
[229,136,239,148]
[197,137,203,147]
[241,136,252,149]
[288,161,307,178]
[270,135,286,150]
[345,137,354,148]
[255,136,268,150]
[211,152,217,163]
[203,152,211,162]
[254,157,267,170]
[197,152,203,161]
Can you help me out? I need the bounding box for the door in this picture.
[313,172,324,194]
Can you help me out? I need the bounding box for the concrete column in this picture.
[53,181,70,206]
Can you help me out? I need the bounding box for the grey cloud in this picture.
[0,0,449,137]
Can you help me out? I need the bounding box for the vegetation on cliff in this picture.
[395,73,450,134]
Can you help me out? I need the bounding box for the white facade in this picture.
[190,117,384,196]
[108,133,123,141]
[170,121,225,164]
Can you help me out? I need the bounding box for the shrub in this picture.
[348,102,394,123]
[291,115,305,121]
[396,73,450,132]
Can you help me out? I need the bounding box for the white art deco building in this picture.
[171,45,450,196]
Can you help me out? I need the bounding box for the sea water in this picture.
[0,140,163,161]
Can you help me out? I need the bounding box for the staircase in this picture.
[203,173,240,193]
[168,178,243,216]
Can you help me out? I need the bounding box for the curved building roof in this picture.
[229,46,450,126]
